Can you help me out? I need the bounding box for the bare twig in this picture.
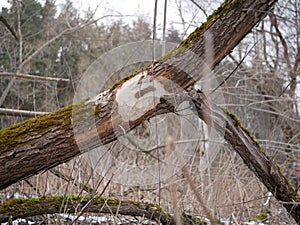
[49,168,94,193]
[0,72,70,82]
[0,108,49,117]
[210,43,256,94]
[0,15,18,40]
[190,0,208,17]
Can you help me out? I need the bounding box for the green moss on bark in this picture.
[0,194,167,223]
[0,99,93,156]
[225,108,268,157]
[276,165,300,196]
[108,73,136,92]
[250,212,268,222]
[0,104,71,153]
[1,197,41,213]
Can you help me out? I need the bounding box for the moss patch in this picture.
[190,217,209,225]
[108,73,136,92]
[225,108,242,127]
[0,104,71,151]
[0,99,92,156]
[277,165,300,196]
[0,194,165,216]
[95,196,119,205]
[0,197,41,213]
[250,212,268,222]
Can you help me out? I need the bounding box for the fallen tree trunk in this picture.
[0,195,175,224]
[0,0,277,190]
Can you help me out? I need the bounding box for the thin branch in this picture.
[49,169,94,193]
[0,15,18,40]
[0,108,49,117]
[190,0,208,17]
[210,43,256,94]
[0,72,70,82]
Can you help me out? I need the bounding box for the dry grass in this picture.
[1,137,297,224]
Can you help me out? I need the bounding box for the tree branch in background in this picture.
[0,108,49,117]
[0,15,18,40]
[0,72,70,82]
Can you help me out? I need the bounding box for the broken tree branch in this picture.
[0,0,277,190]
[187,90,300,222]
